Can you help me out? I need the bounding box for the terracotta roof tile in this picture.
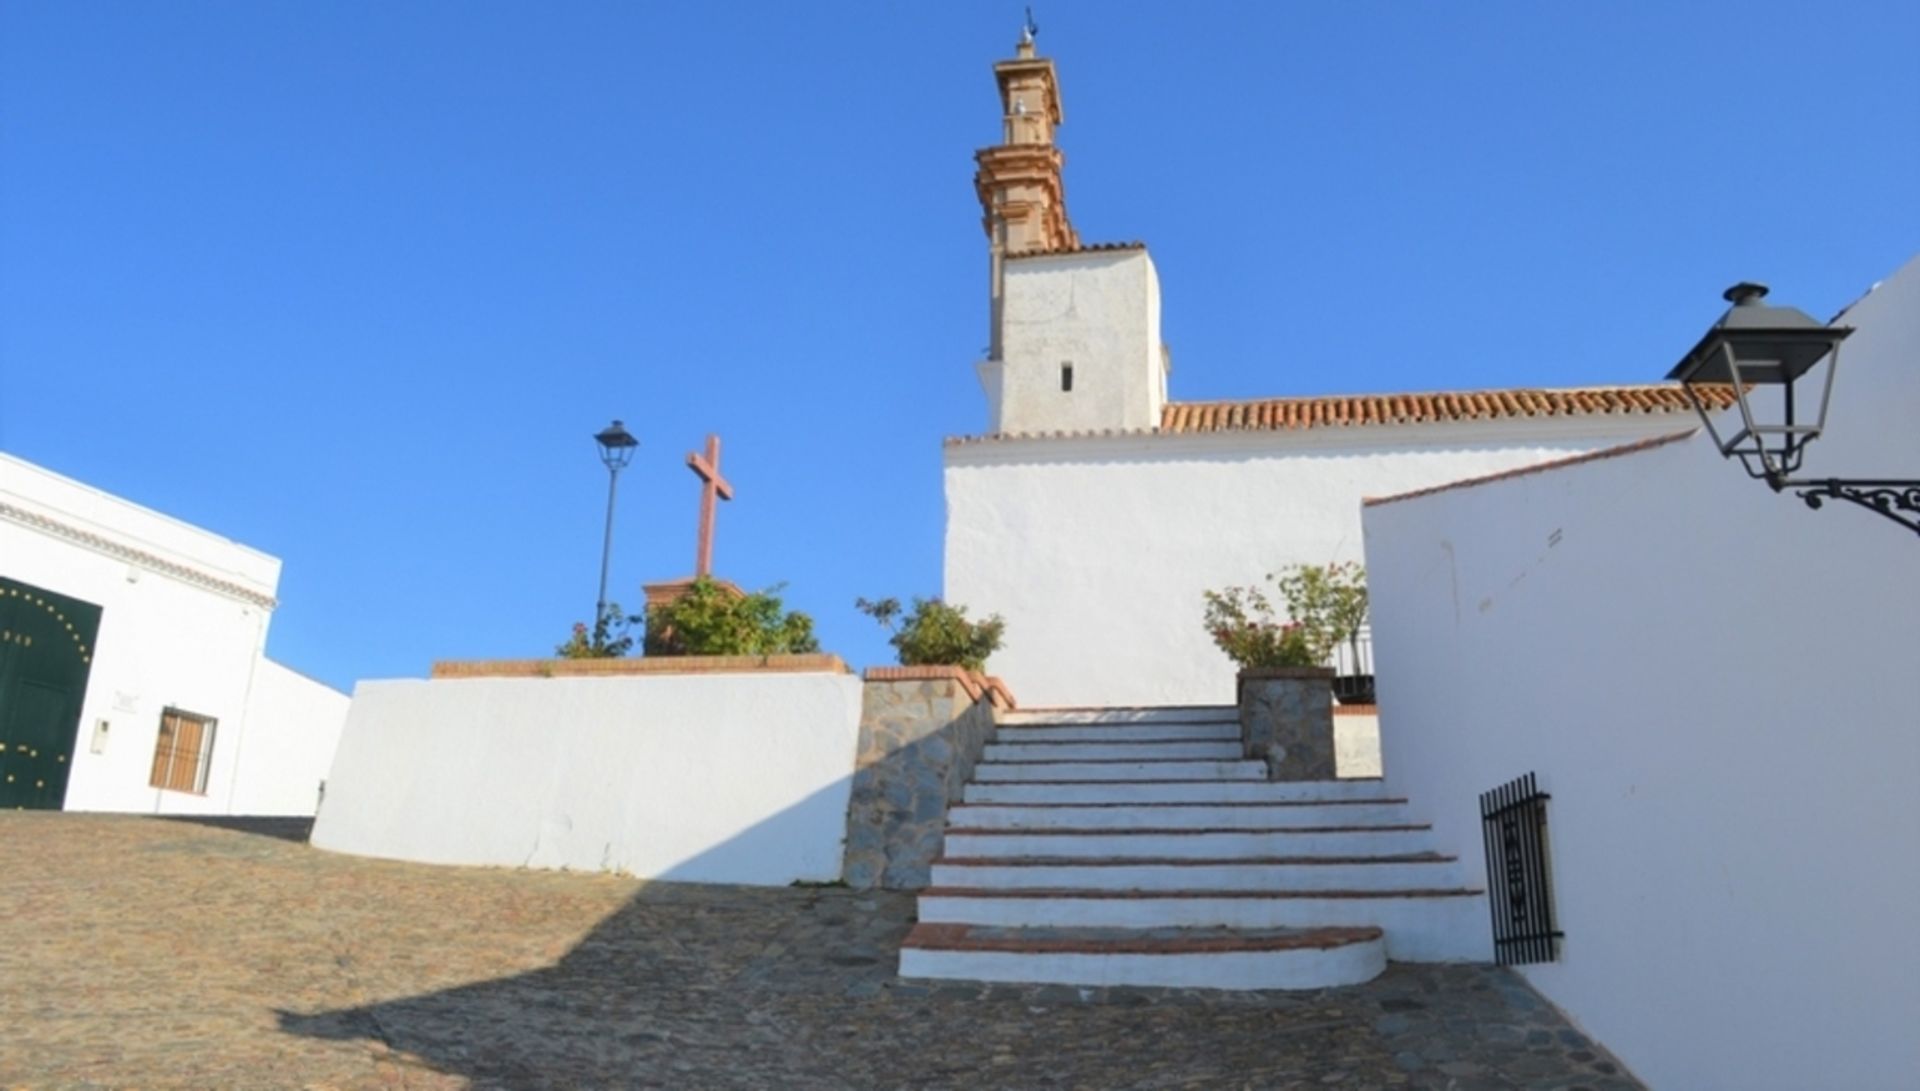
[944,383,1735,446]
[1007,240,1148,259]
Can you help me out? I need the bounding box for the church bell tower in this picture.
[969,23,1166,437]
[975,22,1077,360]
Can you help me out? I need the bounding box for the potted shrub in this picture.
[1201,580,1338,781]
[1201,585,1317,669]
[1209,564,1372,703]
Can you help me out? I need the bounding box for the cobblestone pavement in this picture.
[0,815,1641,1090]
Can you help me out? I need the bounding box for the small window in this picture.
[1061,362,1074,392]
[149,708,216,795]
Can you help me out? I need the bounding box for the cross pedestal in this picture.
[641,577,745,614]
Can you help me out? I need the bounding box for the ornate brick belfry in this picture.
[975,23,1078,359]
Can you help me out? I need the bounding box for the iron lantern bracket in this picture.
[1772,477,1920,537]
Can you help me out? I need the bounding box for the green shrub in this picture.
[646,577,820,656]
[556,604,640,659]
[856,596,1005,673]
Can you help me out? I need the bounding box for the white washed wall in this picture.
[944,413,1702,708]
[0,454,346,816]
[992,250,1165,434]
[312,672,866,884]
[228,660,351,815]
[1360,258,1920,1090]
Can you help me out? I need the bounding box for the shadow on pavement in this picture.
[156,814,314,843]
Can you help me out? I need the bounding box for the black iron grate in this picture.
[1480,772,1563,965]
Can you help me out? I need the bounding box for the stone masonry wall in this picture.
[1238,667,1336,782]
[841,669,1008,890]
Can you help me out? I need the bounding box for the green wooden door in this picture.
[0,577,102,810]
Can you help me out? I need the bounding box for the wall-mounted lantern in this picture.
[1668,282,1917,536]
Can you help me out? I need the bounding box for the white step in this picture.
[916,889,1493,962]
[929,855,1463,893]
[998,706,1238,726]
[942,826,1434,860]
[994,722,1241,743]
[948,801,1414,830]
[972,760,1266,783]
[982,741,1244,762]
[898,923,1386,990]
[963,780,1392,804]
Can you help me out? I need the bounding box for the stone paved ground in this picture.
[0,815,1641,1090]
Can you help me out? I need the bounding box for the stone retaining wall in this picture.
[841,667,1011,890]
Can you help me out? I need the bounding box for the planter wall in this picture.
[1237,667,1336,781]
[841,667,1011,890]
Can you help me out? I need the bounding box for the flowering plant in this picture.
[556,603,640,659]
[1201,585,1317,669]
[1273,562,1369,667]
[1202,563,1368,671]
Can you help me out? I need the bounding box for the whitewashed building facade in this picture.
[1358,257,1919,1087]
[0,452,348,815]
[944,40,1724,708]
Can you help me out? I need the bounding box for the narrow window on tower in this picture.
[1061,362,1074,392]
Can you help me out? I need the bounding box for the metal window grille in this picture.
[1479,772,1562,965]
[149,708,216,795]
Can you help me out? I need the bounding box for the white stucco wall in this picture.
[229,659,352,815]
[311,671,867,885]
[1,453,346,815]
[1360,258,1920,1089]
[944,412,1704,707]
[992,250,1166,434]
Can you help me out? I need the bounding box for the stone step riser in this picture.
[982,742,1245,762]
[929,859,1466,893]
[998,708,1239,727]
[949,803,1414,830]
[972,761,1267,783]
[994,724,1241,743]
[963,781,1391,804]
[943,828,1433,860]
[898,938,1386,991]
[916,894,1492,963]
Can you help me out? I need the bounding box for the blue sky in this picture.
[3,2,1915,692]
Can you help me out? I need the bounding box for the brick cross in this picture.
[685,434,733,578]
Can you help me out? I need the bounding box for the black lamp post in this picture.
[1668,283,1919,536]
[592,420,640,635]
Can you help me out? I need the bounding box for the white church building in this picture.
[944,36,1732,709]
[0,452,349,815]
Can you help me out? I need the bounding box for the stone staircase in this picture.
[898,705,1491,990]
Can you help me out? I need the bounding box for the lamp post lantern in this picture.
[1669,282,1919,536]
[593,420,640,638]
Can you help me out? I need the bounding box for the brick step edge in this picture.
[979,758,1264,765]
[944,824,1433,836]
[902,922,1382,955]
[919,886,1486,900]
[955,798,1408,808]
[986,739,1244,746]
[933,853,1458,867]
[967,775,1374,783]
